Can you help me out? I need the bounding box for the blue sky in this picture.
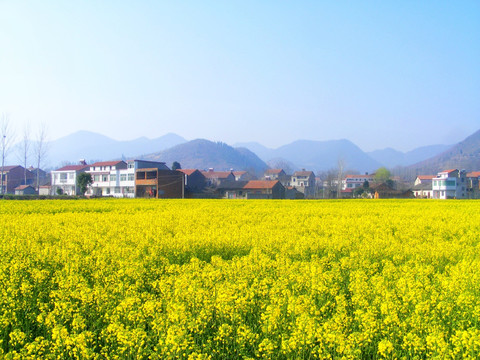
[1,1,479,151]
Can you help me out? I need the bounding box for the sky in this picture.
[1,1,479,152]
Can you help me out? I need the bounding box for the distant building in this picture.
[51,162,89,196]
[201,169,235,187]
[233,171,256,182]
[342,174,375,191]
[432,169,467,199]
[15,185,36,195]
[177,169,206,192]
[466,171,480,199]
[412,183,433,199]
[88,160,129,197]
[414,175,435,186]
[0,165,35,194]
[291,170,316,198]
[221,180,285,199]
[135,169,184,198]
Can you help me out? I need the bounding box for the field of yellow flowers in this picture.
[1,199,480,359]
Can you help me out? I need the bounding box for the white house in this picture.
[342,174,375,191]
[51,162,89,196]
[87,159,169,198]
[291,170,316,198]
[432,169,467,199]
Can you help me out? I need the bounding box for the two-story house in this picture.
[0,165,35,194]
[291,170,316,198]
[51,162,89,196]
[201,169,235,187]
[432,169,467,199]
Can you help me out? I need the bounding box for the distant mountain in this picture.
[143,139,268,176]
[368,144,451,168]
[408,129,480,174]
[44,131,187,168]
[237,139,381,173]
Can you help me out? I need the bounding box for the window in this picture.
[115,187,120,193]
[120,174,127,181]
[110,174,116,182]
[94,175,100,182]
[106,188,110,195]
[128,174,134,181]
[128,163,135,169]
[102,175,108,182]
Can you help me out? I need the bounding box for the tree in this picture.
[33,122,49,191]
[1,114,15,195]
[77,172,93,195]
[336,158,346,198]
[363,180,370,189]
[172,161,181,171]
[374,167,391,184]
[17,122,30,185]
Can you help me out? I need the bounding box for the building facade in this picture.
[291,171,316,198]
[432,169,467,199]
[51,163,89,196]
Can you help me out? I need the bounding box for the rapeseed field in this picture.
[1,199,480,359]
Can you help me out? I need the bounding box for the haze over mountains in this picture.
[10,128,480,175]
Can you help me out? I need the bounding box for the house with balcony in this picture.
[291,170,316,198]
[135,169,184,198]
[51,162,89,196]
[87,160,128,197]
[432,169,467,199]
[414,175,435,186]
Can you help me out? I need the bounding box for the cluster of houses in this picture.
[1,159,479,200]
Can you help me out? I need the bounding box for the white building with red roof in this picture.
[342,173,375,191]
[432,169,467,199]
[51,161,89,196]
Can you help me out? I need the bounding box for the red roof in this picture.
[417,175,435,180]
[467,171,480,178]
[243,180,280,189]
[201,171,233,179]
[233,171,247,176]
[178,169,198,176]
[440,169,457,174]
[265,169,284,174]
[15,185,34,190]
[55,165,89,171]
[90,161,125,167]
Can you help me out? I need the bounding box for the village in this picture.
[1,160,479,200]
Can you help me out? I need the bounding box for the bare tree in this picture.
[17,122,31,185]
[336,158,346,198]
[33,122,49,190]
[1,114,15,195]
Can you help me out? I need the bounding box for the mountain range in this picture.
[8,128,480,176]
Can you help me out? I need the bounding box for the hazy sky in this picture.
[1,1,479,152]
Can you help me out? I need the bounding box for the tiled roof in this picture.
[265,169,284,174]
[416,175,435,180]
[201,171,233,179]
[243,180,280,189]
[467,171,480,178]
[15,185,33,190]
[90,161,125,167]
[178,169,199,176]
[55,165,89,171]
[233,171,247,176]
[440,169,457,174]
[0,165,20,172]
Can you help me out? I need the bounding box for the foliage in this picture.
[1,199,480,359]
[76,172,93,195]
[375,167,392,183]
[56,188,63,195]
[172,161,181,171]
